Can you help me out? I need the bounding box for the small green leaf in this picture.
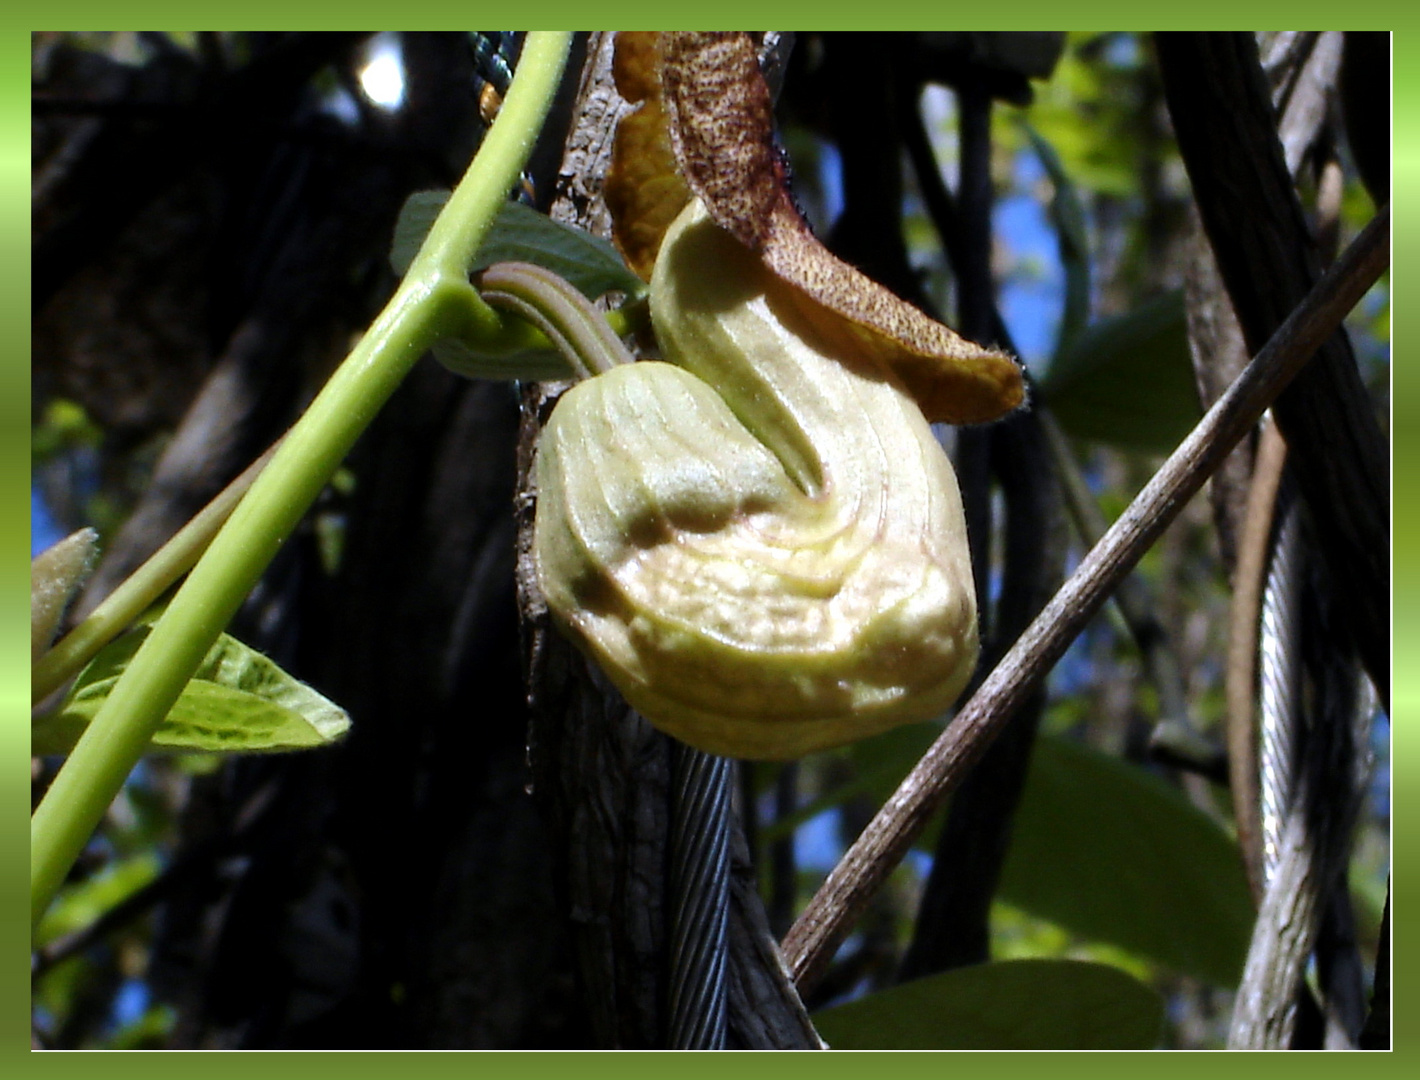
[812,959,1163,1049]
[392,192,645,301]
[31,528,99,663]
[35,625,350,756]
[472,201,646,300]
[1040,291,1201,454]
[391,190,451,277]
[999,735,1254,988]
[35,850,162,948]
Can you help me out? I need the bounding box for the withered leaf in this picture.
[605,32,691,280]
[651,31,1026,424]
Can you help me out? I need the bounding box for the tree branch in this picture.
[1155,32,1389,709]
[782,204,1388,996]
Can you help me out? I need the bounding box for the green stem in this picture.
[31,31,573,929]
[31,438,283,706]
[478,261,636,377]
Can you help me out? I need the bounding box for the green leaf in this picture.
[472,201,646,300]
[35,625,351,756]
[812,959,1163,1049]
[394,194,644,382]
[392,191,645,301]
[1039,290,1201,454]
[390,190,450,277]
[35,850,161,948]
[31,528,99,664]
[999,735,1254,988]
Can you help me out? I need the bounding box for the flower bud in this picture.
[534,200,978,759]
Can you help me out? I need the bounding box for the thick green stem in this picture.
[31,31,573,928]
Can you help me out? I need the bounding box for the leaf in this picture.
[998,735,1254,988]
[606,30,692,280]
[390,190,449,277]
[392,193,644,301]
[31,528,99,663]
[35,850,162,948]
[36,624,351,756]
[762,730,1251,987]
[812,959,1163,1049]
[471,202,646,301]
[1040,290,1201,453]
[605,31,1023,425]
[429,337,575,383]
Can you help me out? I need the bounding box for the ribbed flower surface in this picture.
[535,201,978,759]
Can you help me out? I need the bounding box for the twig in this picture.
[1225,418,1288,901]
[782,203,1388,995]
[32,437,284,705]
[1040,410,1226,781]
[1157,33,1388,709]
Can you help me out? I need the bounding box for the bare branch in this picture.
[783,204,1389,996]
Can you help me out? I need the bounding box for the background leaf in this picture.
[1022,120,1092,351]
[768,728,1252,989]
[429,336,575,383]
[1040,290,1201,453]
[812,958,1163,1049]
[35,851,162,948]
[37,625,351,755]
[998,735,1254,987]
[392,192,645,301]
[389,190,449,277]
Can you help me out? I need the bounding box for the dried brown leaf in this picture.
[658,31,1025,424]
[605,32,691,280]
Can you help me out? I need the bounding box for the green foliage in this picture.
[999,735,1253,988]
[1020,120,1091,349]
[1020,33,1156,200]
[771,726,1252,990]
[110,1004,177,1050]
[32,398,104,463]
[1041,290,1201,453]
[35,623,351,756]
[35,850,162,948]
[393,194,645,380]
[393,193,644,300]
[812,958,1163,1049]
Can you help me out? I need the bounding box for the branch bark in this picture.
[517,33,819,1049]
[782,205,1388,996]
[1155,32,1389,707]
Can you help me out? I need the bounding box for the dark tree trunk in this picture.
[1155,32,1389,707]
[515,33,820,1050]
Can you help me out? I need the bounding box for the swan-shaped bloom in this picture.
[534,201,980,759]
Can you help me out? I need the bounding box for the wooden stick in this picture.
[782,204,1389,995]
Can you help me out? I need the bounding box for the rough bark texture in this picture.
[1161,32,1384,1051]
[516,32,820,1050]
[1155,32,1389,705]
